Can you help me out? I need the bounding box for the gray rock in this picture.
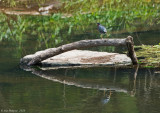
[41,50,131,67]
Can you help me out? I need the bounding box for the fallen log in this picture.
[20,36,138,66]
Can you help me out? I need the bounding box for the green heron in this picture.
[97,23,107,39]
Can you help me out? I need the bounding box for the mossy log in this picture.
[20,36,138,66]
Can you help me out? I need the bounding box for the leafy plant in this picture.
[0,0,160,48]
[135,45,160,67]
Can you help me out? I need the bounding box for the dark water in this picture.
[0,30,160,113]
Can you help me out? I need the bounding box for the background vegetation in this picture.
[0,0,160,44]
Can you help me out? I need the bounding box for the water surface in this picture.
[0,31,160,113]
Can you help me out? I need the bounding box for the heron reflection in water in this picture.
[101,90,112,104]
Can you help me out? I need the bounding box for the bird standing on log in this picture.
[97,23,107,39]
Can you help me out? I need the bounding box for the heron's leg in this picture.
[100,34,103,39]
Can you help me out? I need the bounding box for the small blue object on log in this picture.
[97,23,107,39]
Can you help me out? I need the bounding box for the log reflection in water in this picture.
[31,68,128,93]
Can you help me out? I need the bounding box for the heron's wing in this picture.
[103,27,107,33]
[102,26,107,33]
[99,25,107,33]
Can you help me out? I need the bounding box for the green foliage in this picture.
[135,45,160,67]
[0,14,26,42]
[0,0,160,48]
